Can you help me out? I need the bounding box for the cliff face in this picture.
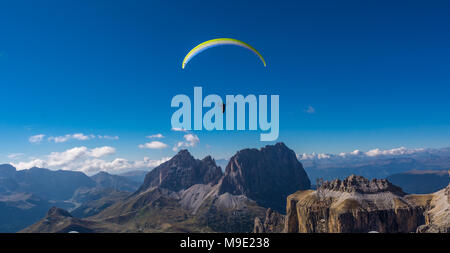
[417,183,450,233]
[218,143,311,213]
[253,208,285,233]
[284,175,442,233]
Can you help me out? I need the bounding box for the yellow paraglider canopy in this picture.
[182,38,266,69]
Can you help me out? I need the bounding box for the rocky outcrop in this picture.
[218,143,311,212]
[254,208,285,233]
[319,175,405,195]
[137,150,223,193]
[284,175,444,233]
[20,206,103,233]
[47,206,72,218]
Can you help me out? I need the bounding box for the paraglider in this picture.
[182,38,266,69]
[220,102,227,113]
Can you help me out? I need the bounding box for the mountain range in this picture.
[387,170,449,194]
[1,143,449,233]
[300,147,450,182]
[0,164,141,232]
[21,143,311,233]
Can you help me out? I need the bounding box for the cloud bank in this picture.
[11,146,170,175]
[298,146,427,160]
[29,133,119,144]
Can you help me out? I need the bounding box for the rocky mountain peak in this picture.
[218,142,311,213]
[47,207,72,218]
[319,175,405,195]
[173,149,194,159]
[202,155,214,162]
[137,149,223,193]
[201,156,218,168]
[92,171,110,178]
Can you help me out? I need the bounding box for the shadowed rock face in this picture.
[218,142,311,213]
[137,150,223,193]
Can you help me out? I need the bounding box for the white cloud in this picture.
[338,149,363,157]
[184,134,199,144]
[73,133,93,140]
[298,152,329,160]
[44,146,115,167]
[48,133,94,143]
[306,105,315,114]
[365,147,424,157]
[351,149,363,155]
[71,156,171,175]
[13,146,114,170]
[147,133,164,139]
[7,153,24,159]
[13,159,47,170]
[138,141,168,149]
[298,147,427,160]
[317,153,331,159]
[40,133,119,143]
[171,127,188,132]
[173,133,200,151]
[98,135,119,140]
[90,146,116,157]
[11,146,169,175]
[29,134,45,143]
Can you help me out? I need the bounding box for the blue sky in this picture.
[0,0,449,173]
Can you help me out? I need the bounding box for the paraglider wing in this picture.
[182,38,266,69]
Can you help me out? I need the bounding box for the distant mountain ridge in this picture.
[387,169,449,194]
[300,147,450,181]
[0,166,96,200]
[91,171,140,192]
[117,170,149,184]
[0,165,138,232]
